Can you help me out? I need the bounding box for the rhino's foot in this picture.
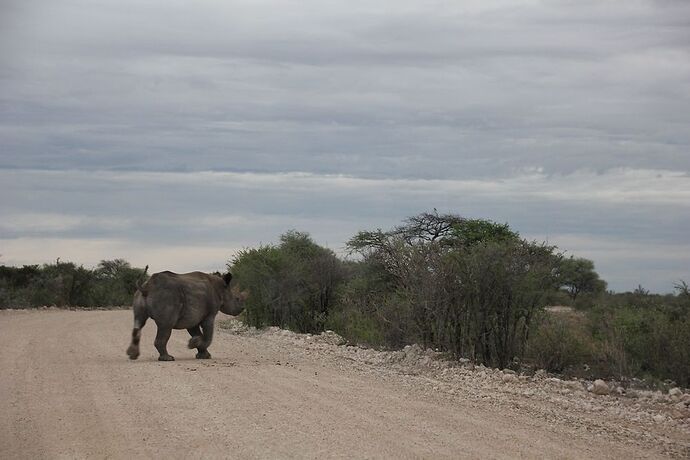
[158,354,175,361]
[126,345,140,360]
[195,350,212,359]
[188,336,204,349]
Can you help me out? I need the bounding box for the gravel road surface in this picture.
[1,309,688,459]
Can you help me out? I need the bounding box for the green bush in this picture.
[0,259,147,308]
[437,240,561,368]
[325,307,384,347]
[525,293,690,385]
[230,231,346,333]
[90,259,148,306]
[526,311,597,373]
[573,292,598,310]
[324,260,395,347]
[587,302,690,385]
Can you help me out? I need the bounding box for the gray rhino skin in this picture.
[126,268,246,361]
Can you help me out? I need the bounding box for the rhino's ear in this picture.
[223,272,233,285]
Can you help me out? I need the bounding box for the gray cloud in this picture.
[1,0,689,292]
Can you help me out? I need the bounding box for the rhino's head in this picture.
[220,272,248,316]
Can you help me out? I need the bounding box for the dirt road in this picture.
[1,310,687,459]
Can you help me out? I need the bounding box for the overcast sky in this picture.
[1,0,689,292]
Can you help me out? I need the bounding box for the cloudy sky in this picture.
[1,0,689,292]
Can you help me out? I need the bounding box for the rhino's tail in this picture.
[136,265,149,296]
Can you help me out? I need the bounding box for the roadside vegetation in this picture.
[0,258,146,308]
[228,211,689,386]
[1,211,688,386]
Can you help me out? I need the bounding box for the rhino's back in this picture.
[141,271,223,328]
[146,271,215,291]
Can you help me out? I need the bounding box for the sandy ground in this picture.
[1,309,688,459]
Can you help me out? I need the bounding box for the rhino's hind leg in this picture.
[197,315,215,359]
[154,326,175,361]
[187,326,203,349]
[187,325,211,359]
[126,312,148,360]
[195,350,211,359]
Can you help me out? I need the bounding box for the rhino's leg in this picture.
[194,315,215,359]
[154,326,175,361]
[126,308,148,360]
[187,325,203,348]
[187,325,210,358]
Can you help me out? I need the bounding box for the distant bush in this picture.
[588,300,690,385]
[525,288,690,386]
[559,257,607,302]
[0,259,147,309]
[91,259,147,306]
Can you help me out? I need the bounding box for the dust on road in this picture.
[0,309,687,459]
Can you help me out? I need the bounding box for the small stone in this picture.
[652,414,665,423]
[591,379,609,396]
[502,369,517,375]
[404,344,424,359]
[669,387,682,397]
[532,369,547,380]
[502,373,518,384]
[317,330,346,346]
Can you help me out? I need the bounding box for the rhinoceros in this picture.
[126,267,246,361]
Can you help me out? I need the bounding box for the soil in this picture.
[1,309,688,459]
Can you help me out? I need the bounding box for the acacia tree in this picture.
[347,211,561,367]
[451,219,518,247]
[559,257,606,301]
